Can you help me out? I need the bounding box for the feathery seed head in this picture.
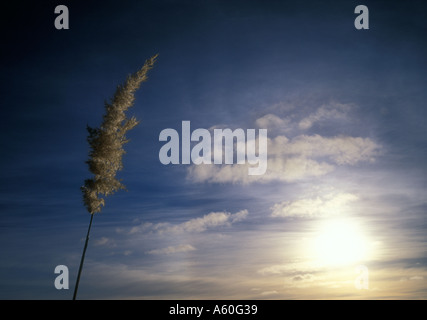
[81,54,157,214]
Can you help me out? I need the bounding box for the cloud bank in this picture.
[187,102,381,184]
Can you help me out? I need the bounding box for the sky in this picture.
[0,0,426,299]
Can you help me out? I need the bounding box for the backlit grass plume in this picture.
[82,54,158,214]
[73,54,157,300]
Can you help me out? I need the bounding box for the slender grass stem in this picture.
[73,213,94,300]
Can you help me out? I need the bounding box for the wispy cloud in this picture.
[271,192,358,218]
[255,113,291,131]
[260,290,279,297]
[146,244,196,255]
[93,236,116,248]
[298,102,351,130]
[268,134,380,165]
[129,209,249,235]
[257,262,320,276]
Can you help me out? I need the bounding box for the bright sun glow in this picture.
[314,218,369,267]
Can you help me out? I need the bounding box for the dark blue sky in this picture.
[0,0,426,299]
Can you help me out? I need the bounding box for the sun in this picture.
[313,218,368,267]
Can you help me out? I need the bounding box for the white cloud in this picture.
[187,134,379,184]
[265,156,335,181]
[268,134,380,165]
[132,209,249,235]
[187,160,300,185]
[257,265,291,276]
[298,102,351,130]
[255,113,290,129]
[146,244,196,255]
[186,100,380,184]
[168,211,231,233]
[271,192,358,218]
[93,237,116,247]
[230,209,249,223]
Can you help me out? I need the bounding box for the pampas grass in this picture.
[82,54,158,214]
[73,55,157,299]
